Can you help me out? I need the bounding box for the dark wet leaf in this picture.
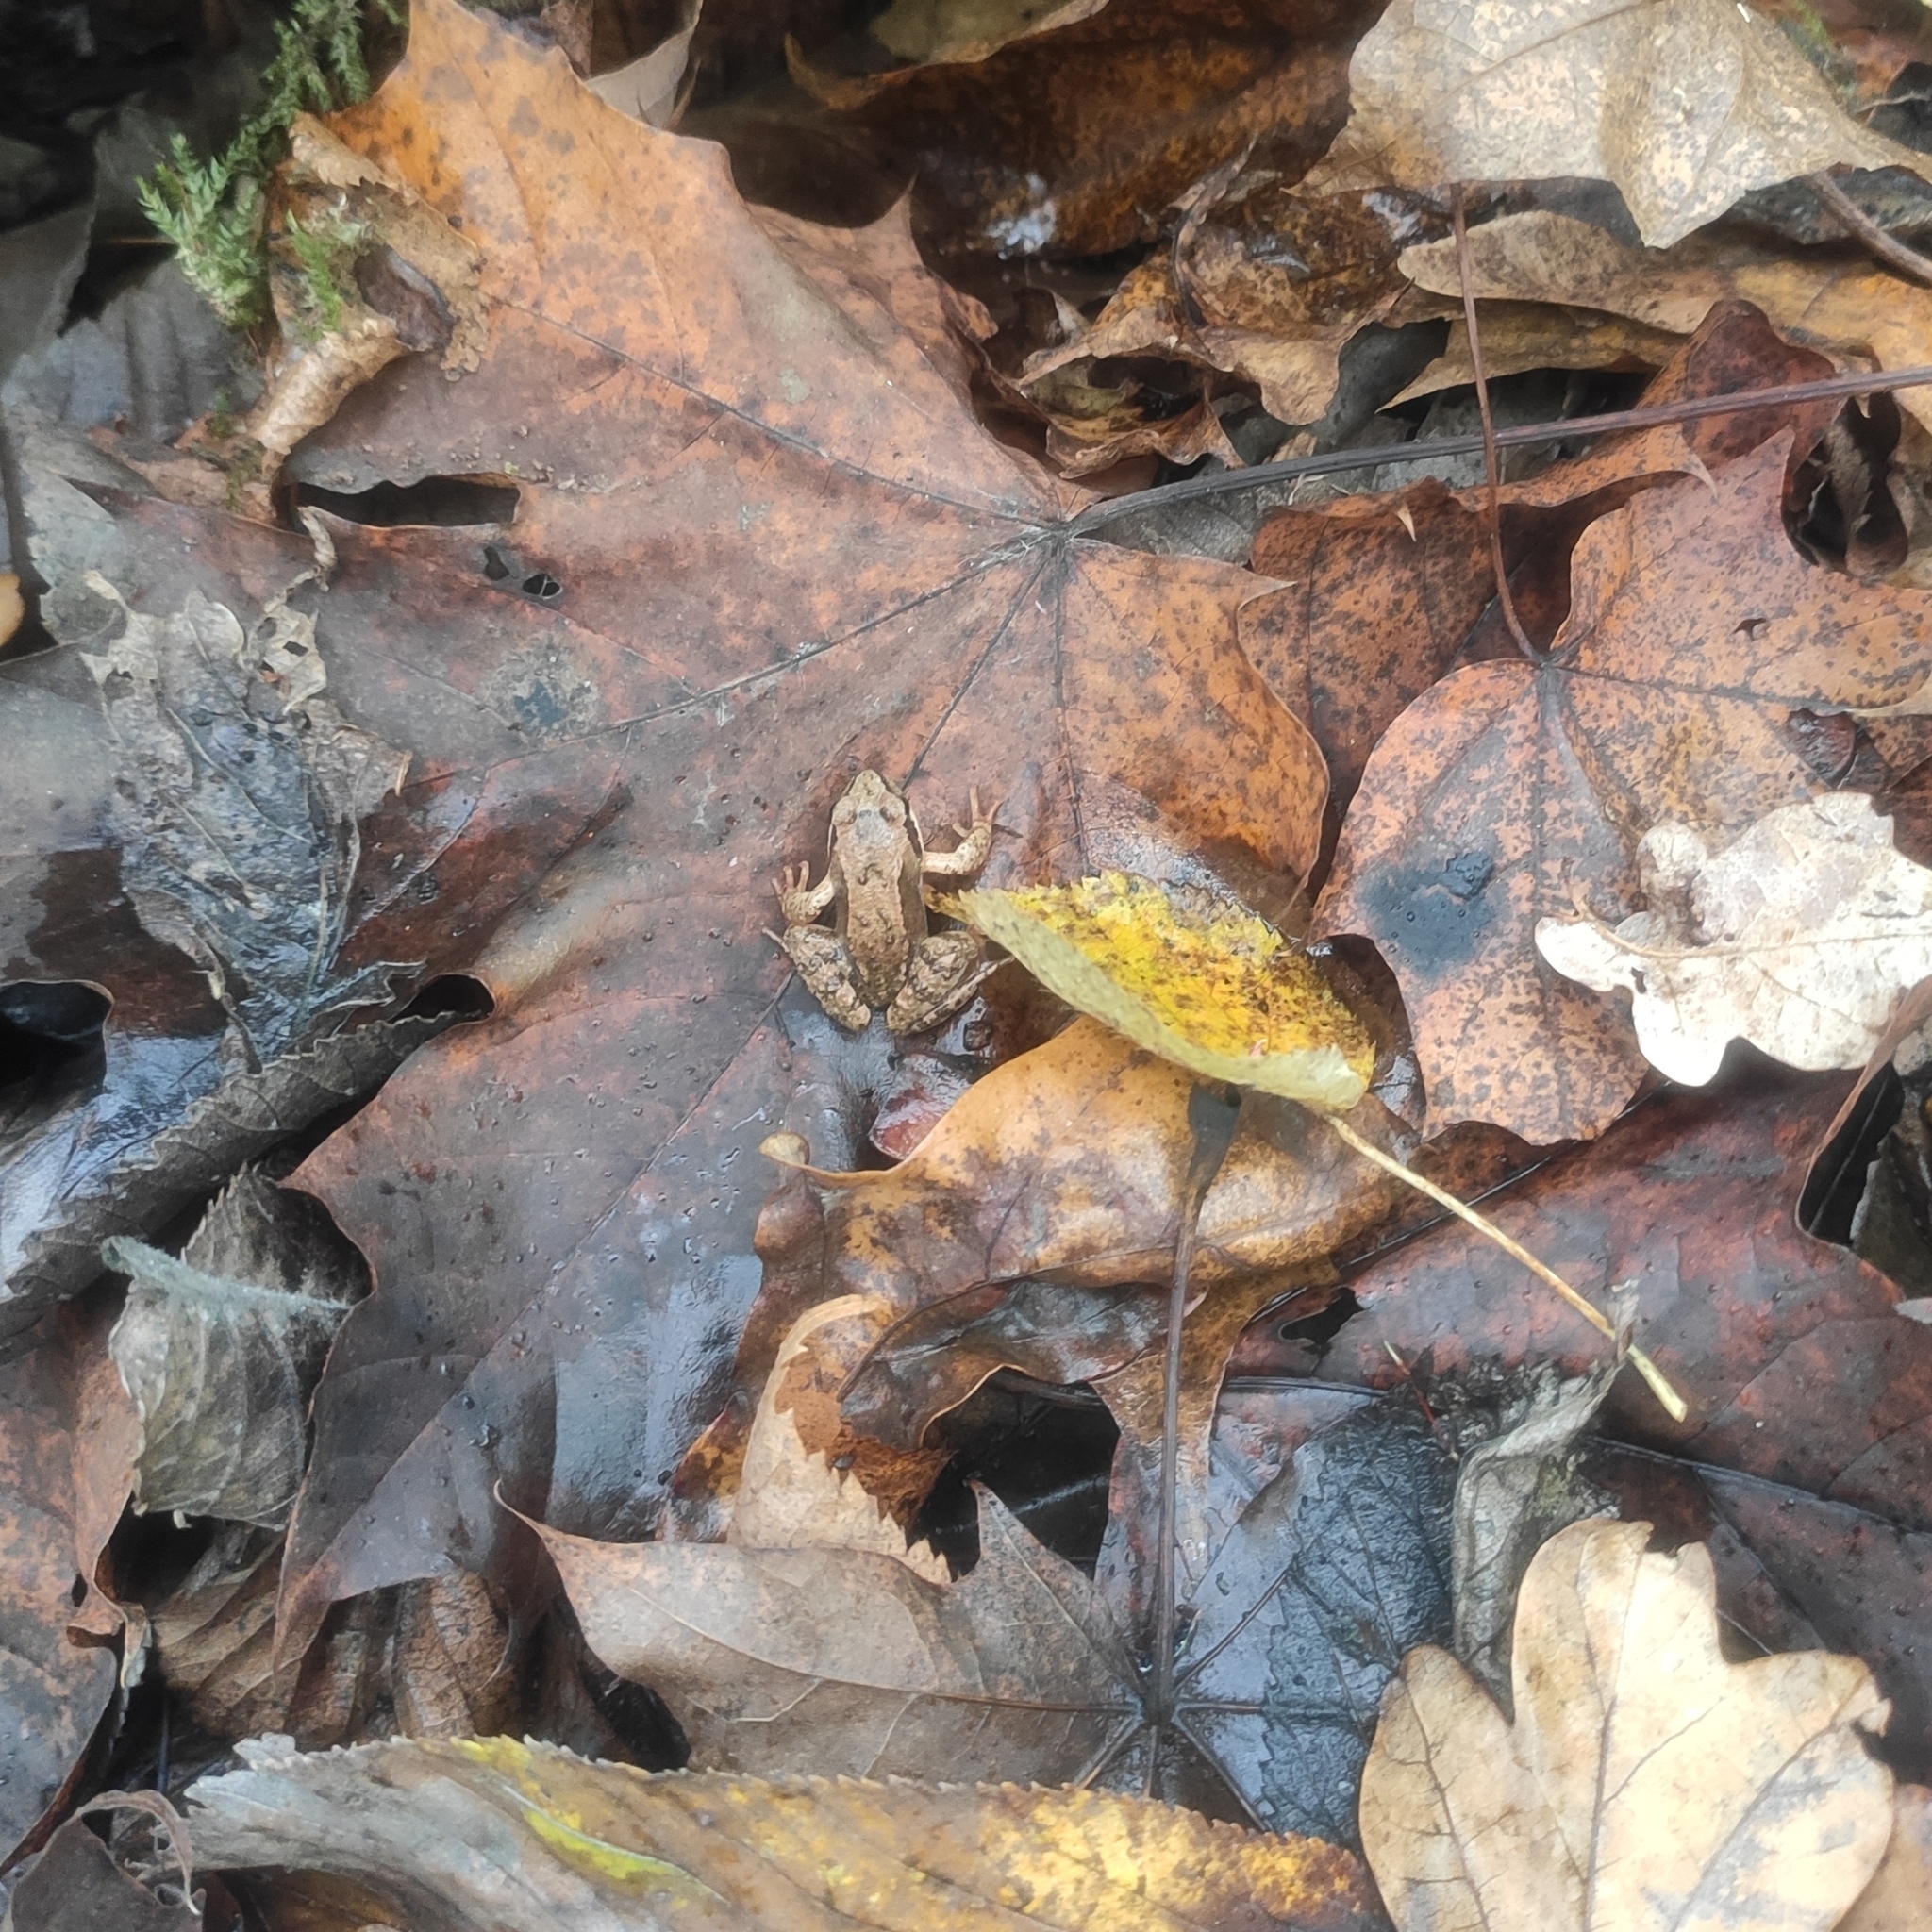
[105,1169,366,1526]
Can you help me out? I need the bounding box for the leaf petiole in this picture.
[1321,1113,1687,1422]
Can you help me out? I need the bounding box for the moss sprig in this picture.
[138,0,403,329]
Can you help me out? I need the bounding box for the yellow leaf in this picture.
[185,1735,1389,1928]
[957,874,1374,1111]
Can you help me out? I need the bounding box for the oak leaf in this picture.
[1315,434,1932,1143]
[183,1735,1388,1929]
[1360,1518,1894,1932]
[1306,0,1927,248]
[1537,794,1932,1087]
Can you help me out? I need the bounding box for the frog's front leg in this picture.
[919,789,997,881]
[886,931,999,1033]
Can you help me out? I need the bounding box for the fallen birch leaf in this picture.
[1306,0,1928,248]
[1360,1517,1895,1932]
[1536,794,1932,1087]
[183,1735,1388,1929]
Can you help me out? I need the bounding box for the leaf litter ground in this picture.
[11,0,1932,1922]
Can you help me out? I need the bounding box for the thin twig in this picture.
[1323,1113,1688,1422]
[1452,184,1539,662]
[1810,171,1932,286]
[1069,363,1932,532]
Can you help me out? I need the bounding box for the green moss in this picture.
[138,0,403,330]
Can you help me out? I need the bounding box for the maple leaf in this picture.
[1316,432,1932,1145]
[1240,304,1838,832]
[545,1292,1463,1832]
[57,0,1338,1656]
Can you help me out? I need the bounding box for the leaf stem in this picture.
[1451,184,1539,663]
[1321,1113,1688,1423]
[1152,1082,1243,1754]
[1069,364,1932,533]
[1809,171,1932,286]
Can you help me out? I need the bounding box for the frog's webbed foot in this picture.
[778,924,873,1031]
[920,789,999,881]
[886,932,1000,1034]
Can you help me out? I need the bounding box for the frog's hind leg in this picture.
[887,932,1000,1034]
[778,925,872,1031]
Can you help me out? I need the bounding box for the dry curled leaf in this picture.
[1307,0,1928,248]
[1361,1517,1895,1932]
[1398,209,1932,436]
[1537,794,1932,1088]
[183,1735,1388,1930]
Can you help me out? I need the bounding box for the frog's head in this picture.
[830,769,908,847]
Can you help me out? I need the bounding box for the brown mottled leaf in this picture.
[184,1735,1388,1930]
[1316,434,1932,1142]
[1241,304,1834,832]
[669,1017,1398,1526]
[1360,1519,1894,1932]
[1844,1786,1932,1932]
[1307,0,1927,248]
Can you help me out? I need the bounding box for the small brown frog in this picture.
[774,770,998,1032]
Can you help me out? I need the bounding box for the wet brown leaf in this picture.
[791,0,1367,259]
[12,0,1336,1658]
[669,1018,1400,1514]
[0,1303,138,1863]
[1241,304,1835,832]
[184,1735,1388,1929]
[1361,1519,1895,1932]
[1316,434,1932,1143]
[1230,1064,1932,1538]
[1307,0,1927,248]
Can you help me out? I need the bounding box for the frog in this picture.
[774,770,999,1033]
